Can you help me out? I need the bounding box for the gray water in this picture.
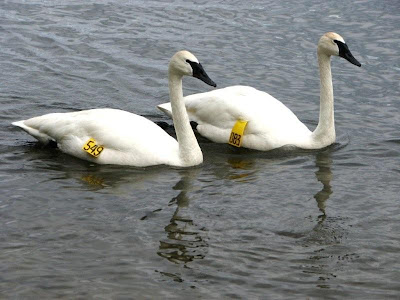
[1,0,400,298]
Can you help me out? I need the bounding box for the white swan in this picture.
[12,50,216,167]
[157,32,361,151]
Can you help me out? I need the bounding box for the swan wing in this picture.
[158,86,311,150]
[157,103,173,118]
[13,108,180,166]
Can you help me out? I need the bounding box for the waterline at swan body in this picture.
[157,32,361,151]
[13,51,216,167]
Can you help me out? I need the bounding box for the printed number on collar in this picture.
[228,120,248,147]
[83,138,104,157]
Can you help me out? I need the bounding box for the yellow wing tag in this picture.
[82,138,104,157]
[228,120,248,147]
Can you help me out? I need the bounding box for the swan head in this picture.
[318,32,361,67]
[169,50,217,87]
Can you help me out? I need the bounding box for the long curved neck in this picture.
[168,72,202,166]
[312,52,336,146]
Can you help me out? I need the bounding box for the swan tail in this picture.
[156,102,173,118]
[12,120,55,145]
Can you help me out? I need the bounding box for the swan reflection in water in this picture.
[302,149,356,286]
[313,150,333,218]
[157,169,208,264]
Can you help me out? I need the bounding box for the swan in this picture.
[157,32,361,151]
[12,50,216,167]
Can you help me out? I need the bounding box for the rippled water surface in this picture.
[1,0,400,298]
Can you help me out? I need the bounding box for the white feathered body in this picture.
[158,86,313,151]
[13,108,185,167]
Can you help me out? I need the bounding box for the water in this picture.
[1,0,399,298]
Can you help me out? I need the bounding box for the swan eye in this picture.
[333,40,346,54]
[186,59,200,73]
[333,39,344,46]
[186,59,198,71]
[332,39,361,67]
[185,59,217,87]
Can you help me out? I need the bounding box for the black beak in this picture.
[186,60,217,87]
[335,40,361,67]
